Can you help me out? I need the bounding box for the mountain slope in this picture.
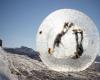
[0,47,100,80]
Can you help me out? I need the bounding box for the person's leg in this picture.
[72,29,80,59]
[64,22,69,28]
[80,31,83,43]
[73,29,84,58]
[78,44,83,56]
[78,30,84,56]
[63,22,74,35]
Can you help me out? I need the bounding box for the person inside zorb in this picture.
[48,22,84,59]
[36,9,99,72]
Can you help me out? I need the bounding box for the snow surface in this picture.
[36,9,100,72]
[0,47,46,80]
[0,47,100,80]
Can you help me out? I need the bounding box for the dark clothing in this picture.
[53,33,62,48]
[53,22,74,49]
[76,43,83,56]
[75,31,84,56]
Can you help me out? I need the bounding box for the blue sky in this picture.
[0,0,100,50]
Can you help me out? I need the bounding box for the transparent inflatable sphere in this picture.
[36,9,100,72]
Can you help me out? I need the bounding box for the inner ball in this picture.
[48,23,85,59]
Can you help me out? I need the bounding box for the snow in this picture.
[0,47,100,80]
[0,47,46,80]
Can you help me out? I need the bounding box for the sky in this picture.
[0,0,100,50]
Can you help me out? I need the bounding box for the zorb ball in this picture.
[36,9,100,72]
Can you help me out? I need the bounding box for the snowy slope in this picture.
[0,47,100,80]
